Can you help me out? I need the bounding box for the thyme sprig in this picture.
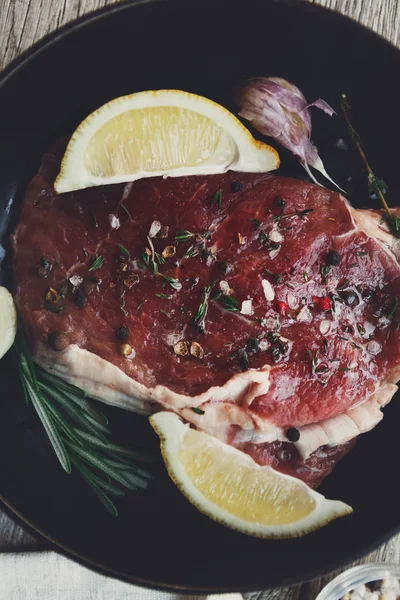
[15,330,154,516]
[213,292,240,312]
[88,255,104,272]
[341,94,400,238]
[193,285,212,328]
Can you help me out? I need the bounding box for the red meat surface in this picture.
[13,143,400,486]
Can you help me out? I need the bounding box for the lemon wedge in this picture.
[0,287,17,360]
[150,412,352,538]
[54,90,279,193]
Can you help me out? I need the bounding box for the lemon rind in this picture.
[55,89,279,193]
[150,411,352,539]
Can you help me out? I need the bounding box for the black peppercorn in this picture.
[218,261,232,275]
[74,291,88,308]
[344,324,355,335]
[231,181,243,193]
[39,256,51,269]
[272,273,284,285]
[286,427,300,442]
[326,250,341,266]
[340,290,360,307]
[116,325,129,341]
[36,256,52,278]
[274,196,286,208]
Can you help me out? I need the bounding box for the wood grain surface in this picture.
[0,1,399,598]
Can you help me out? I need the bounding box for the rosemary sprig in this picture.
[14,330,154,516]
[341,94,400,238]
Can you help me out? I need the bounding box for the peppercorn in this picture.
[116,326,129,341]
[74,291,88,308]
[231,181,243,193]
[340,290,360,307]
[276,300,288,316]
[286,427,300,442]
[48,331,70,352]
[39,256,51,269]
[326,250,341,266]
[272,273,284,285]
[36,256,52,278]
[218,261,232,275]
[313,296,332,311]
[274,196,286,208]
[120,343,133,357]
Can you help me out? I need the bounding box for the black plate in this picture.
[1,0,400,592]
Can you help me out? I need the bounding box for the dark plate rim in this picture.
[1,0,400,593]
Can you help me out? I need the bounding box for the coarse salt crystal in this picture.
[296,306,312,323]
[219,280,230,295]
[319,319,331,335]
[149,220,162,238]
[241,299,253,315]
[269,229,284,243]
[367,340,382,355]
[69,275,83,287]
[262,279,275,301]
[166,333,184,346]
[258,340,270,351]
[287,292,299,310]
[378,316,391,329]
[269,247,280,259]
[109,214,120,229]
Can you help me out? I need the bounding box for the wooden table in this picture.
[0,1,399,598]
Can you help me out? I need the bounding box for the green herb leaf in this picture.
[322,337,329,354]
[357,324,366,336]
[357,251,368,257]
[192,407,205,415]
[183,245,199,259]
[158,273,182,291]
[89,255,104,272]
[156,293,172,299]
[175,230,194,242]
[117,244,130,259]
[337,280,349,291]
[15,328,154,517]
[303,272,309,282]
[211,189,222,208]
[214,294,239,312]
[193,285,212,327]
[388,297,399,319]
[155,252,166,265]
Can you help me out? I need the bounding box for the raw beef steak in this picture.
[13,143,400,487]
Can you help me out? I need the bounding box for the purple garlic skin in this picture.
[238,77,342,191]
